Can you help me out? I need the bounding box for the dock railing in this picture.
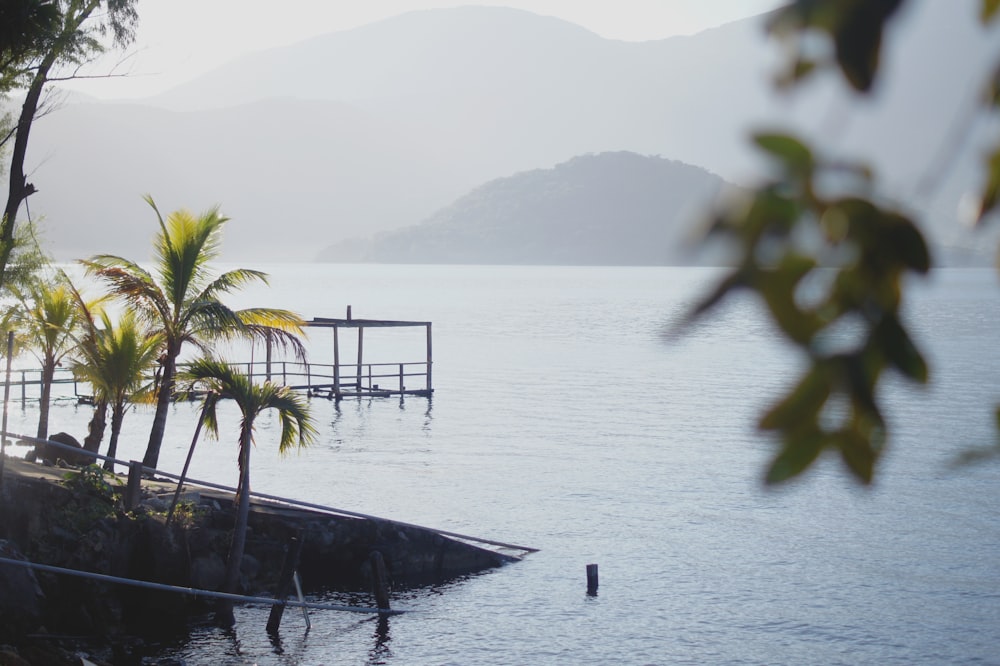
[239,360,433,399]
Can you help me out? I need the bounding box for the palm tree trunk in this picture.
[83,398,108,465]
[104,402,126,472]
[216,426,253,627]
[143,354,175,469]
[35,360,54,440]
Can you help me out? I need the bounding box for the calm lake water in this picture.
[7,264,1000,665]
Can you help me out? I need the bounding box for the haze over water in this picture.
[9,264,999,665]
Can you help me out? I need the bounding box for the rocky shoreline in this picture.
[0,456,523,664]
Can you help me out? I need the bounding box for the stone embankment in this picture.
[0,456,522,663]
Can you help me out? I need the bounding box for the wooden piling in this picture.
[369,551,391,613]
[125,461,144,511]
[586,563,599,595]
[267,535,306,633]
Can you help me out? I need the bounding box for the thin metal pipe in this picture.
[0,555,402,614]
[3,431,538,554]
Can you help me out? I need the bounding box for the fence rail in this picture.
[4,359,433,406]
[240,360,432,398]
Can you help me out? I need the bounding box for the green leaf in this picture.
[753,133,814,172]
[876,313,929,383]
[884,213,931,273]
[765,432,826,485]
[833,429,878,484]
[689,270,746,319]
[977,146,1000,224]
[760,363,833,431]
[832,0,904,92]
[983,0,1000,23]
[842,352,884,425]
[756,255,822,343]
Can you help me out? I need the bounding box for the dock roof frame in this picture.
[303,308,433,399]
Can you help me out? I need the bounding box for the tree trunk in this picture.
[35,359,54,440]
[82,397,108,465]
[1,63,50,292]
[216,426,253,627]
[104,402,125,472]
[0,2,99,291]
[143,352,176,470]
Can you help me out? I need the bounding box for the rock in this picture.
[0,648,32,666]
[0,541,44,643]
[190,554,226,590]
[27,432,94,467]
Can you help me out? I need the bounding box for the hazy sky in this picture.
[65,0,785,99]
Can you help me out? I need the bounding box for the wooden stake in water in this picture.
[586,563,599,595]
[267,535,306,633]
[370,551,391,614]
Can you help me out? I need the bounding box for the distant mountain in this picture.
[318,152,728,265]
[26,97,464,261]
[20,3,999,263]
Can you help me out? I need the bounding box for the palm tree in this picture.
[178,357,316,627]
[70,309,162,471]
[82,195,307,470]
[11,276,83,441]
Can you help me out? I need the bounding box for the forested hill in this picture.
[317,152,728,265]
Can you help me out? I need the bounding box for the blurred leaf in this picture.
[984,64,1000,107]
[760,363,833,431]
[689,270,746,319]
[754,132,814,172]
[834,428,878,484]
[758,259,822,344]
[832,0,905,92]
[884,213,931,273]
[977,146,1000,224]
[876,314,929,382]
[983,0,1000,22]
[765,431,826,484]
[843,352,883,424]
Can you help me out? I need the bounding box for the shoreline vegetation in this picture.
[0,445,524,664]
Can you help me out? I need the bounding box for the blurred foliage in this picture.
[694,0,1000,484]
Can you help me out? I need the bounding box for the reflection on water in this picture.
[368,616,392,665]
[8,266,1000,665]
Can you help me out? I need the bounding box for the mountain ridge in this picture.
[318,152,728,265]
[21,3,997,263]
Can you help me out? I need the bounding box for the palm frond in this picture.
[201,268,270,300]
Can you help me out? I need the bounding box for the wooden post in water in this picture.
[125,461,144,511]
[369,551,391,613]
[20,370,25,407]
[586,563,599,595]
[425,323,433,394]
[333,324,341,400]
[357,326,365,391]
[266,534,305,633]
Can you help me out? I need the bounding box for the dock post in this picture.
[369,551,391,614]
[398,364,404,393]
[125,461,144,511]
[586,563,599,595]
[357,326,365,391]
[333,326,341,400]
[266,534,305,634]
[20,370,25,407]
[425,323,433,394]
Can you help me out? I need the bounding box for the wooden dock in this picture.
[4,307,434,403]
